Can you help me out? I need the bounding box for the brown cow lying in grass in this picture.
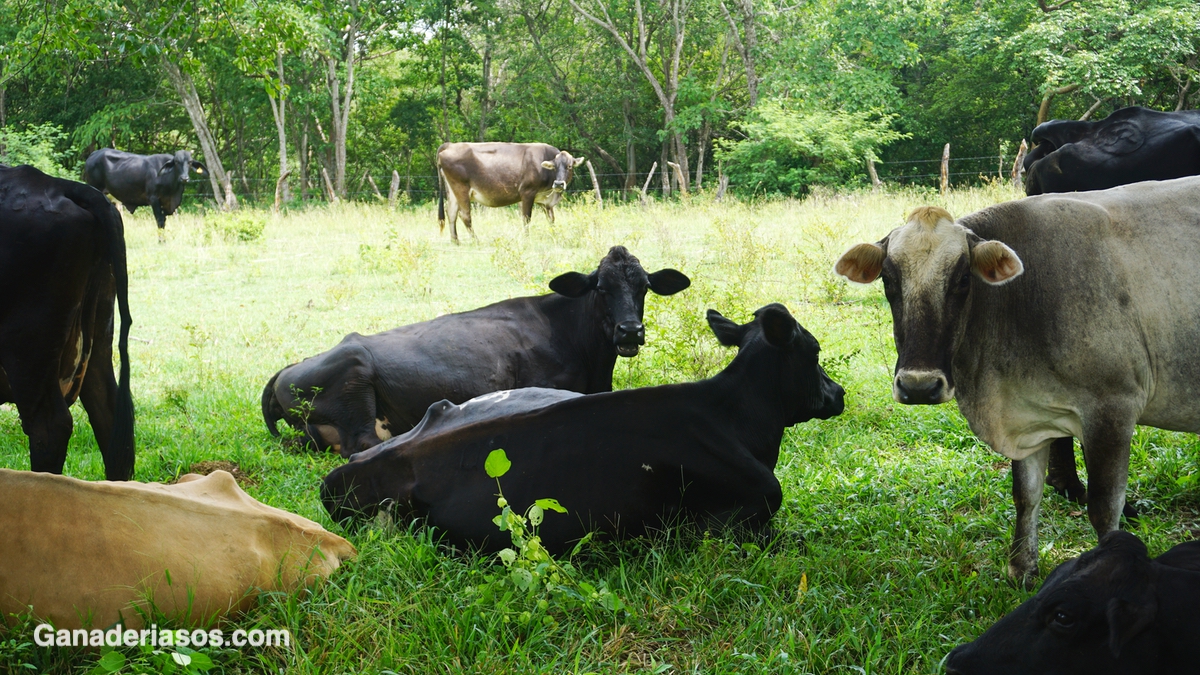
[0,469,355,630]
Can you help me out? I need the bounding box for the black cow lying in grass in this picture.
[0,165,134,480]
[321,303,846,553]
[263,246,690,457]
[946,531,1200,675]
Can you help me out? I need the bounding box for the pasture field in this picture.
[3,186,1199,674]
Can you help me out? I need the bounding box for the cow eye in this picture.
[1050,610,1075,628]
[956,270,972,291]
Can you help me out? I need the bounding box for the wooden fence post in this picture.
[321,167,338,203]
[366,174,384,200]
[639,161,658,207]
[1011,139,1028,189]
[388,171,400,207]
[585,160,602,207]
[273,169,292,213]
[939,143,950,196]
[866,156,882,192]
[715,161,728,203]
[666,161,688,197]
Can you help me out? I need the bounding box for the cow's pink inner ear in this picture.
[834,243,885,284]
[972,241,1025,285]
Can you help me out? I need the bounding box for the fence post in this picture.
[866,156,882,192]
[585,160,602,207]
[388,170,400,208]
[273,169,292,213]
[366,174,384,200]
[666,161,688,197]
[939,143,950,196]
[715,162,728,203]
[1011,139,1028,189]
[639,161,658,208]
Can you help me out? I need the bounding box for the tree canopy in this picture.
[1,0,1196,202]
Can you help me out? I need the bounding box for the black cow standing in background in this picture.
[1023,106,1200,195]
[946,531,1200,675]
[0,165,135,480]
[84,148,207,242]
[321,303,846,553]
[262,246,690,456]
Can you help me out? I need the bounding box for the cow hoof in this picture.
[1007,562,1040,590]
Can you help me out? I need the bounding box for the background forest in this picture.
[1,0,1198,203]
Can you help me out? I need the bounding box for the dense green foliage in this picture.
[0,0,1196,199]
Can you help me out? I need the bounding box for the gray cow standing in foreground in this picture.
[835,177,1200,584]
[437,142,584,243]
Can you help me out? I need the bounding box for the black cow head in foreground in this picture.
[946,531,1200,675]
[551,245,690,356]
[834,206,1023,404]
[540,150,585,191]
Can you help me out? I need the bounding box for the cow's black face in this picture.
[548,245,690,357]
[945,532,1160,675]
[707,304,845,423]
[541,151,585,191]
[834,207,1023,405]
[161,151,196,186]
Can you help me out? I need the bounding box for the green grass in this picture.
[3,185,1198,674]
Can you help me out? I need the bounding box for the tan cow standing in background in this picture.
[0,469,356,629]
[436,142,585,243]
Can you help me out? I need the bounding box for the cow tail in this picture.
[71,182,135,480]
[437,167,446,233]
[262,370,285,437]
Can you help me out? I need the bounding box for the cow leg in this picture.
[1045,435,1140,519]
[1080,414,1135,539]
[520,194,536,231]
[540,204,555,224]
[151,202,166,243]
[456,191,477,242]
[1,355,73,474]
[1008,445,1050,587]
[1046,437,1087,504]
[79,334,133,481]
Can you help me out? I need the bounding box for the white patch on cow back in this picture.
[375,418,393,441]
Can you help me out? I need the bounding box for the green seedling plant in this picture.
[472,450,630,630]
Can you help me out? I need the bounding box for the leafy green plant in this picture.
[204,213,266,243]
[88,645,215,675]
[0,124,75,178]
[716,100,908,198]
[470,449,630,628]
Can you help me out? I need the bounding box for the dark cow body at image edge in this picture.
[0,165,134,480]
[835,177,1200,583]
[262,246,689,456]
[1023,106,1200,195]
[320,303,845,554]
[437,142,584,243]
[83,148,207,235]
[946,532,1200,675]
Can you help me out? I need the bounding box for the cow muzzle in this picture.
[552,180,567,191]
[614,320,645,357]
[893,369,953,405]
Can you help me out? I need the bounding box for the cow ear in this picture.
[758,304,798,348]
[573,157,586,166]
[648,269,690,296]
[970,240,1024,285]
[191,161,206,174]
[1107,597,1156,658]
[159,159,176,173]
[549,271,596,297]
[707,310,746,347]
[541,160,555,170]
[834,240,887,284]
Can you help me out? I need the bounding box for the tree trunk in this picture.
[695,118,711,189]
[1037,84,1080,126]
[324,3,358,199]
[162,57,237,210]
[623,98,637,197]
[719,0,757,107]
[478,36,491,141]
[267,49,290,203]
[299,114,309,201]
[660,142,671,197]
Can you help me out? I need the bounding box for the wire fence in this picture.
[185,150,1024,206]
